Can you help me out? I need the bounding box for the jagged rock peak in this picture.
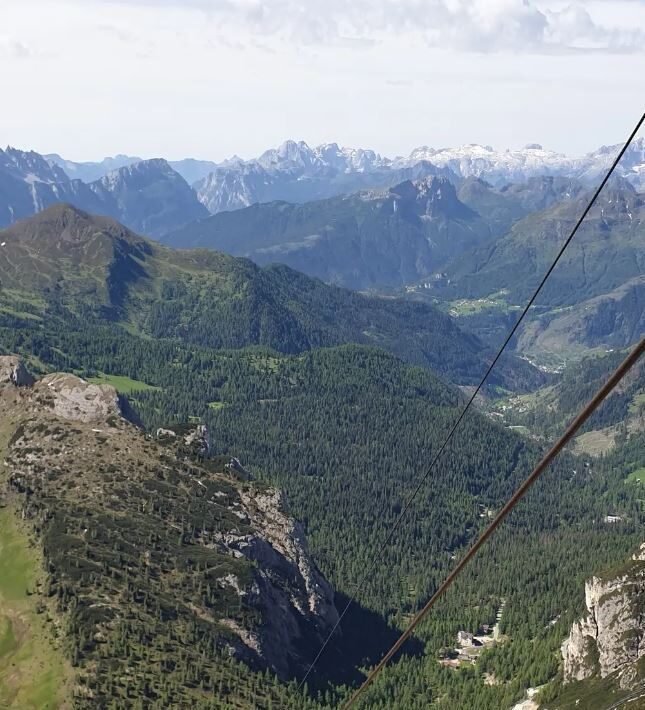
[389,176,474,218]
[0,146,70,184]
[183,423,210,457]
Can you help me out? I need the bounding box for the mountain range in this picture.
[2,138,643,364]
[45,152,221,186]
[3,137,644,240]
[162,174,590,291]
[45,137,645,216]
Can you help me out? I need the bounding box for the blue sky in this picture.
[1,0,644,161]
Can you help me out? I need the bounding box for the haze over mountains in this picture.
[45,138,645,199]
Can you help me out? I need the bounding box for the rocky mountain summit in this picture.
[562,544,645,689]
[0,149,207,235]
[184,137,645,215]
[0,356,338,702]
[87,158,209,235]
[192,145,456,216]
[0,146,106,227]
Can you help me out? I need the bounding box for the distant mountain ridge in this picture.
[46,152,220,185]
[44,152,143,182]
[192,138,645,215]
[45,137,645,216]
[193,147,458,215]
[163,174,588,291]
[164,176,496,290]
[0,146,107,226]
[0,147,208,235]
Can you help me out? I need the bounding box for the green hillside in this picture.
[0,203,541,390]
[442,180,644,309]
[2,309,642,708]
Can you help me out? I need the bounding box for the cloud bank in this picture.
[103,0,645,53]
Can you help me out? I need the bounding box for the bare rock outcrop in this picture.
[0,355,35,387]
[0,357,119,423]
[36,373,120,422]
[562,546,645,688]
[183,423,210,457]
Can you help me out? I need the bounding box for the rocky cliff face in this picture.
[217,487,339,677]
[562,544,645,689]
[0,356,338,683]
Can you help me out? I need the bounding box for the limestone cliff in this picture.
[220,487,339,676]
[561,543,645,689]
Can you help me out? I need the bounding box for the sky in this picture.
[1,0,644,162]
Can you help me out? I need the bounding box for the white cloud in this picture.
[1,0,643,161]
[544,4,645,52]
[0,37,32,59]
[93,0,645,53]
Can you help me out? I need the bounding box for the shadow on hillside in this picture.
[296,591,424,693]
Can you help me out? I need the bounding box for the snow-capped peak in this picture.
[396,143,573,183]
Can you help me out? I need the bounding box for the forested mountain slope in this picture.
[515,275,645,356]
[1,204,642,708]
[491,348,645,456]
[1,324,642,708]
[416,179,645,361]
[456,175,585,238]
[0,203,540,390]
[0,357,335,709]
[163,177,494,289]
